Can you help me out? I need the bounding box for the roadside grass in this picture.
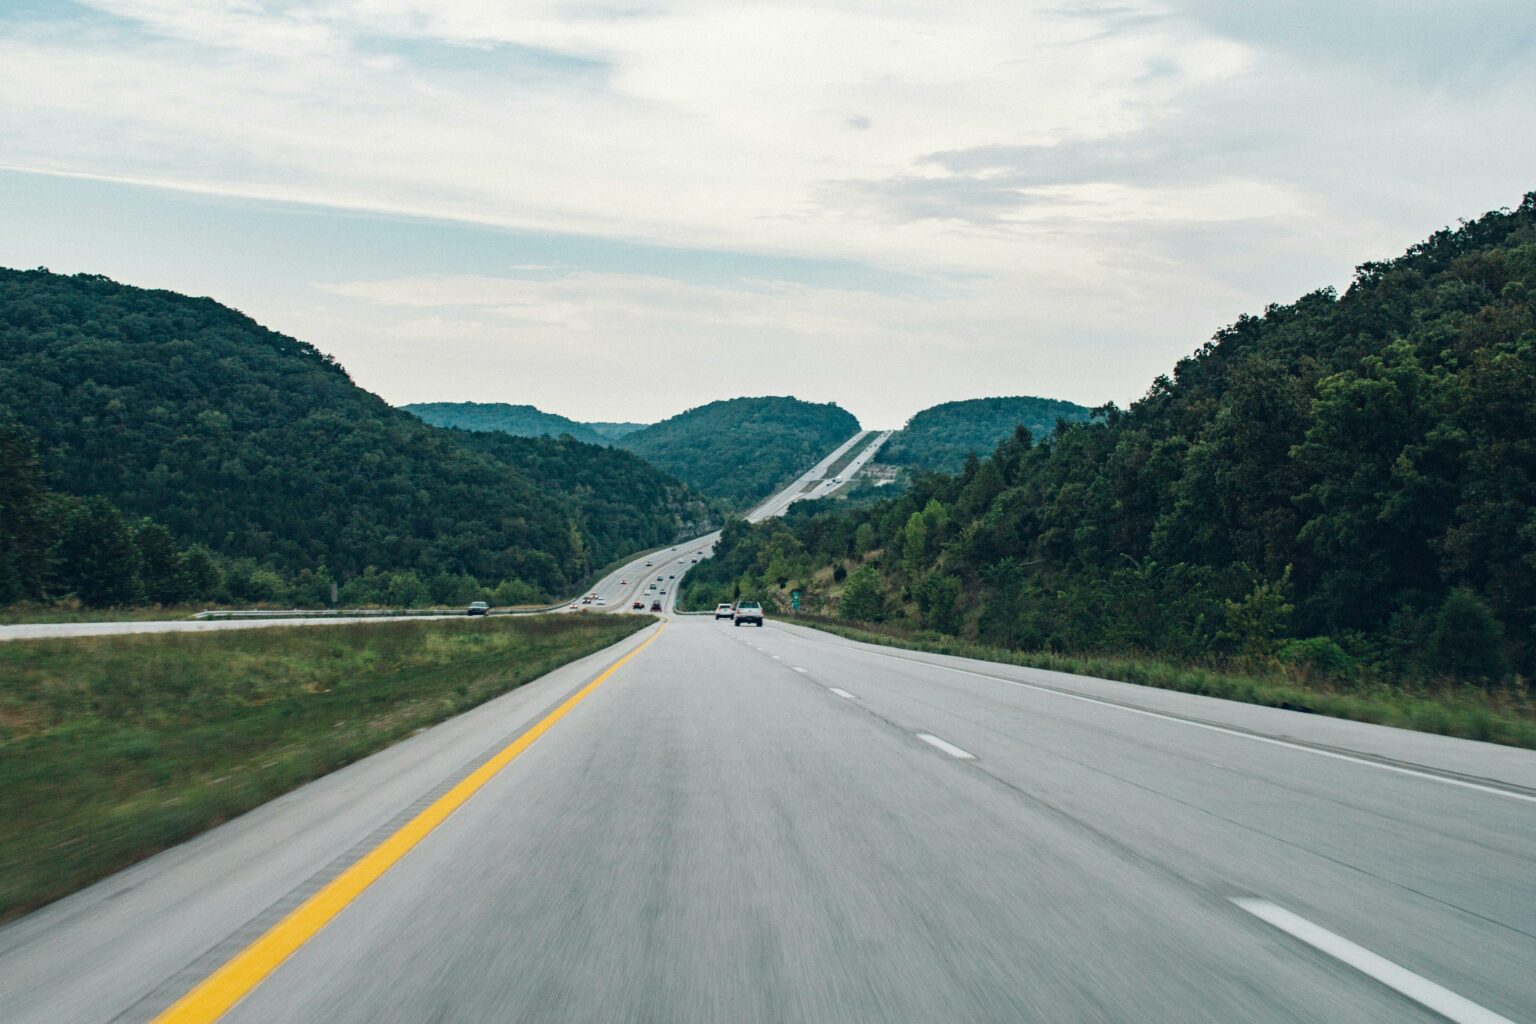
[0,603,558,624]
[0,603,219,625]
[787,616,1536,750]
[0,614,650,921]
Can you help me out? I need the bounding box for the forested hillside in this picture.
[684,195,1536,687]
[877,396,1095,473]
[616,396,860,506]
[402,401,610,446]
[0,269,708,605]
[586,421,646,440]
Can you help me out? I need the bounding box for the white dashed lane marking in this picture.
[917,733,975,760]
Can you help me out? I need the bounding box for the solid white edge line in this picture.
[1232,899,1516,1024]
[839,644,1536,806]
[917,733,976,760]
[793,667,807,673]
[828,688,856,700]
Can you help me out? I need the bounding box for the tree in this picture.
[180,545,222,600]
[914,571,962,634]
[1220,568,1293,662]
[839,565,885,622]
[902,511,928,575]
[1426,589,1509,685]
[135,521,192,605]
[0,422,51,601]
[52,496,141,607]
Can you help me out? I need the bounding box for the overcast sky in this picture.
[2,1,1533,427]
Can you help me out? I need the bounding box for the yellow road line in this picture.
[154,621,667,1024]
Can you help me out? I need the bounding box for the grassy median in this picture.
[789,617,1536,751]
[0,614,649,921]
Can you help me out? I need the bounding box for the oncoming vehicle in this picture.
[733,601,764,627]
[466,601,489,616]
[714,603,734,620]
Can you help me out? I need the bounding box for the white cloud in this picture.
[0,0,1262,269]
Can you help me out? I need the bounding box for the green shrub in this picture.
[1277,636,1357,680]
[1426,589,1509,685]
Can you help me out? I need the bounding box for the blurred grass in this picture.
[0,603,217,625]
[0,614,649,921]
[789,616,1536,750]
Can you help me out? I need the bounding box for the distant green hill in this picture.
[403,402,608,445]
[616,397,860,506]
[878,396,1095,473]
[586,421,647,440]
[0,269,706,600]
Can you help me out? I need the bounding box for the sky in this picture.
[2,1,1533,428]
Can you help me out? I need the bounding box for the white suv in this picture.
[714,603,734,620]
[733,601,764,627]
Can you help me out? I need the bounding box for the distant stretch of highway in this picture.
[569,429,890,616]
[2,428,1532,1023]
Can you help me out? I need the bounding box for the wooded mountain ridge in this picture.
[682,193,1536,688]
[0,269,711,605]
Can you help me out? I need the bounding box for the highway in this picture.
[552,428,883,616]
[3,613,1532,1022]
[2,430,1533,1022]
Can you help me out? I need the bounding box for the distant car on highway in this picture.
[733,601,764,627]
[649,599,662,612]
[632,600,645,610]
[466,601,489,616]
[714,603,734,620]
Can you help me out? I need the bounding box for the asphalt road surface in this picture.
[3,612,1532,1023]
